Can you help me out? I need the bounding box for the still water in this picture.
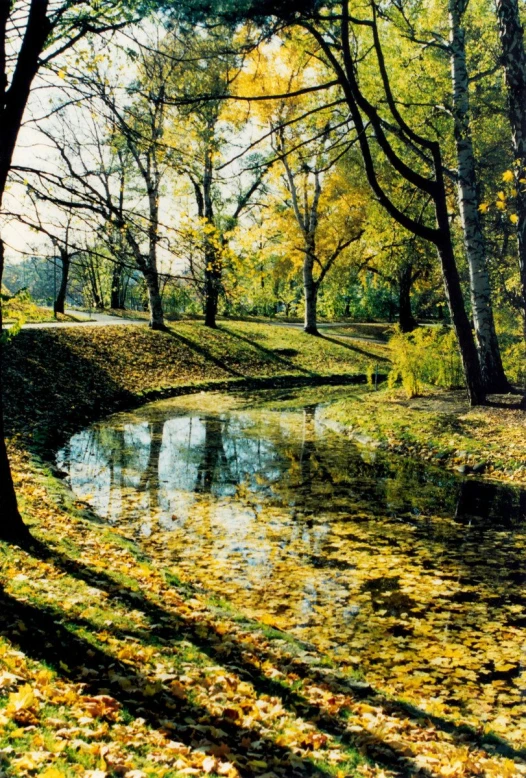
[57,387,526,744]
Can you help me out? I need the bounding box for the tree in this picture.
[391,0,508,387]
[494,0,526,341]
[0,0,142,541]
[234,41,365,333]
[164,27,267,327]
[272,118,364,334]
[174,0,487,404]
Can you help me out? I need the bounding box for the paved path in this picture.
[10,310,387,346]
[12,309,147,329]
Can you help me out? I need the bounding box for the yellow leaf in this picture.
[509,213,519,224]
[7,684,37,713]
[478,202,489,213]
[40,769,65,778]
[202,757,217,774]
[502,169,514,182]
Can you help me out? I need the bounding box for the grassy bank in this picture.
[4,321,386,449]
[321,386,526,486]
[1,320,525,777]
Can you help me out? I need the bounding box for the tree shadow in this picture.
[319,334,391,364]
[4,329,136,443]
[218,326,315,376]
[0,586,340,778]
[20,537,526,769]
[166,329,244,378]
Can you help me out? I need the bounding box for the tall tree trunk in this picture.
[303,251,319,335]
[0,241,30,542]
[202,149,221,329]
[435,228,486,405]
[53,249,70,316]
[110,261,126,310]
[495,0,526,341]
[144,268,164,330]
[0,1,52,543]
[146,188,164,330]
[204,265,219,329]
[450,0,509,390]
[433,157,486,404]
[398,265,417,332]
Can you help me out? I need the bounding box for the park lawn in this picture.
[3,321,386,448]
[321,386,526,486]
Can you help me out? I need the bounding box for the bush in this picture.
[502,339,526,388]
[2,287,46,324]
[388,326,464,397]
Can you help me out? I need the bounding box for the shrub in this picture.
[502,339,526,388]
[388,326,464,397]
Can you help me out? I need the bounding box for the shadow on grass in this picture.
[0,585,341,778]
[4,329,136,444]
[320,334,391,364]
[16,537,526,771]
[166,329,244,378]
[218,326,315,377]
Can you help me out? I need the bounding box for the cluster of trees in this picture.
[1,0,526,538]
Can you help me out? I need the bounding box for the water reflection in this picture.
[57,389,526,743]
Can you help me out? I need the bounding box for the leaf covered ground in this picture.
[322,388,526,486]
[1,445,525,778]
[1,320,525,777]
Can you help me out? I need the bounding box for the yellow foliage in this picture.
[388,326,463,397]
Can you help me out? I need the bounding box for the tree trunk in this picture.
[53,249,70,316]
[398,265,417,332]
[204,268,219,329]
[495,0,526,342]
[435,229,486,405]
[110,262,126,310]
[202,149,221,329]
[450,0,509,390]
[0,241,30,543]
[303,253,319,335]
[144,268,164,330]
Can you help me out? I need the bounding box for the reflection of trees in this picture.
[195,416,230,494]
[455,479,526,528]
[136,420,165,516]
[137,421,165,493]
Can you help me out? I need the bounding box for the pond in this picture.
[57,386,526,745]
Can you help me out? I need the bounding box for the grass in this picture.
[3,320,385,450]
[1,319,525,775]
[321,386,526,485]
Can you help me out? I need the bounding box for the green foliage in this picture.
[388,326,464,397]
[501,339,526,387]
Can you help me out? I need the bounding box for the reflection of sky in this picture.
[56,394,526,738]
[57,413,284,526]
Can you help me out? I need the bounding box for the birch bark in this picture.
[449,0,508,390]
[495,0,526,340]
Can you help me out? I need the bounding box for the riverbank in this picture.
[4,321,386,451]
[321,386,526,487]
[1,322,525,777]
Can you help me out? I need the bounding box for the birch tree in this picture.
[494,0,526,340]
